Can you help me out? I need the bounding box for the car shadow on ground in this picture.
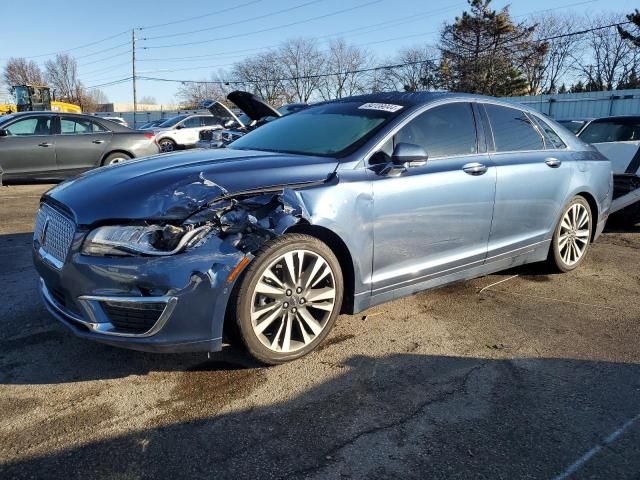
[2,353,640,479]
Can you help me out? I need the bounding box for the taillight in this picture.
[144,133,156,143]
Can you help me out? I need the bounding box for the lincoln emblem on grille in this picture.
[39,217,50,246]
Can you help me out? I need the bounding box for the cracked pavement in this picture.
[1,184,639,479]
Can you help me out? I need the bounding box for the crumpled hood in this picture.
[45,148,338,225]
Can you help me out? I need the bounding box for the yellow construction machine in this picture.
[0,84,81,115]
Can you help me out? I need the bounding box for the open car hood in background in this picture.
[227,91,281,121]
[200,100,245,128]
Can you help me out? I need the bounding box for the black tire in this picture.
[547,196,593,273]
[231,233,343,365]
[158,138,176,153]
[102,152,132,166]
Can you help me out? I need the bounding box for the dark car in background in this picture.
[0,112,160,183]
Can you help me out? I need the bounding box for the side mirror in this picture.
[175,124,184,130]
[392,143,428,167]
[0,129,7,137]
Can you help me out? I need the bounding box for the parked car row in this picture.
[32,92,612,364]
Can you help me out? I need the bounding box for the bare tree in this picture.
[319,39,373,100]
[522,14,581,94]
[378,45,439,92]
[44,54,83,104]
[176,78,227,108]
[3,57,44,87]
[279,38,326,102]
[575,14,639,90]
[232,51,288,105]
[140,95,157,104]
[81,89,109,113]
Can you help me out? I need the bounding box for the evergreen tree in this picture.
[618,9,640,47]
[438,0,546,96]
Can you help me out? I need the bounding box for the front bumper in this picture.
[34,232,248,353]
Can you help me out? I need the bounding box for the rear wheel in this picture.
[232,234,343,365]
[158,138,176,153]
[548,196,592,272]
[102,152,132,166]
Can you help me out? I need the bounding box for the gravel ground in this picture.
[1,184,639,480]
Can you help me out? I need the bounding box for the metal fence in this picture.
[503,89,640,119]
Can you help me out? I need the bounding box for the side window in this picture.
[5,117,51,136]
[531,116,566,149]
[485,104,545,152]
[61,117,108,134]
[395,103,477,158]
[183,117,201,128]
[201,117,219,126]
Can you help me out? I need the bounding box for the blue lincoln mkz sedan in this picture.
[33,92,613,364]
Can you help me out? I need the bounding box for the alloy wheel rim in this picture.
[558,203,590,266]
[108,157,127,165]
[160,141,174,152]
[250,249,336,353]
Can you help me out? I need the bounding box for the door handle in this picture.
[545,158,562,168]
[38,142,52,147]
[462,162,488,176]
[92,140,105,144]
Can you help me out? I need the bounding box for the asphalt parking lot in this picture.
[1,184,639,479]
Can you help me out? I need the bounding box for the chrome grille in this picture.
[34,203,75,269]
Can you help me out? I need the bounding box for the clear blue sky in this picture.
[1,0,636,104]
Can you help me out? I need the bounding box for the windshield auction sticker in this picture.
[358,103,404,112]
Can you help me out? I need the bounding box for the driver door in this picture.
[370,102,496,295]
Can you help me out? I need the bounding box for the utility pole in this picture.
[132,29,137,128]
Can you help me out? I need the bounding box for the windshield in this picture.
[229,101,403,157]
[579,120,640,143]
[158,115,188,128]
[14,86,30,106]
[557,120,586,134]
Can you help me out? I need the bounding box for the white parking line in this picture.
[478,274,519,294]
[553,412,640,480]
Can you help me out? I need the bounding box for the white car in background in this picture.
[153,114,222,152]
[577,116,640,221]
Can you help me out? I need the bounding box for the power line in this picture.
[86,77,133,89]
[142,0,326,41]
[141,0,384,49]
[78,49,132,68]
[136,2,464,63]
[133,19,636,87]
[138,0,263,30]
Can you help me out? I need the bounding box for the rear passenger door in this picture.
[481,103,572,259]
[0,115,56,180]
[54,116,112,174]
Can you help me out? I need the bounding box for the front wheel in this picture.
[232,234,343,365]
[548,196,593,272]
[158,138,176,153]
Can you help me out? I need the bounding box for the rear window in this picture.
[485,104,545,152]
[579,120,640,143]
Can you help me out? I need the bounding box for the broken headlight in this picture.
[82,224,213,257]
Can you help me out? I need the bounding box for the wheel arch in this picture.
[574,191,599,241]
[100,149,134,166]
[284,222,356,314]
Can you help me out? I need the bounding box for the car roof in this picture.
[589,115,640,123]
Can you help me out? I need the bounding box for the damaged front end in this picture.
[81,186,311,260]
